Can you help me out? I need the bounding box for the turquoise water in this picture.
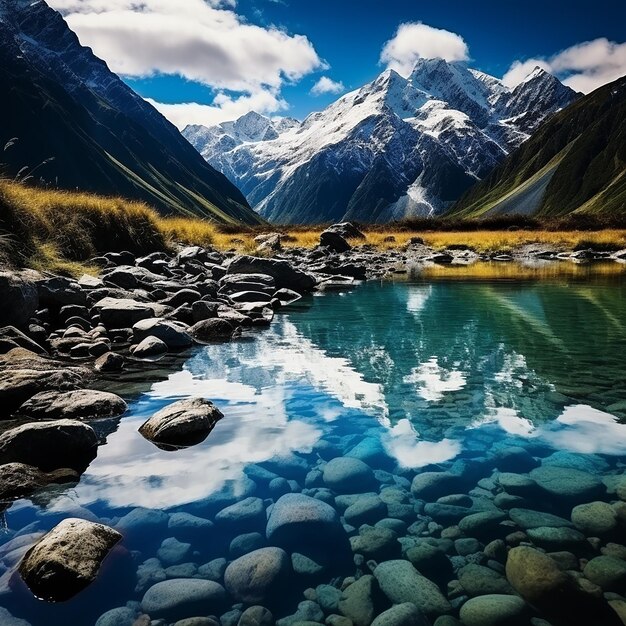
[2,273,626,625]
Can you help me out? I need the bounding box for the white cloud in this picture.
[146,90,288,129]
[48,0,325,126]
[502,38,626,93]
[501,59,552,89]
[310,76,345,96]
[380,22,469,76]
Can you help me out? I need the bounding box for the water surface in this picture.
[2,268,626,625]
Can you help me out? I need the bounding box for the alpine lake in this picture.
[2,261,626,626]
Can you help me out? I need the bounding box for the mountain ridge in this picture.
[184,60,579,224]
[448,75,626,219]
[0,0,263,225]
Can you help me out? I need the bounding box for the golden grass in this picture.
[2,179,625,276]
[417,260,626,281]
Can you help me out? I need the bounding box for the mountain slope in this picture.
[449,76,626,218]
[185,60,578,224]
[0,0,262,225]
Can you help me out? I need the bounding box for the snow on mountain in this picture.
[184,60,579,224]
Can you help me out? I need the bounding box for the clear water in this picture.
[2,269,626,625]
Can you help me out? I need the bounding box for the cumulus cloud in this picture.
[48,0,325,125]
[310,76,345,96]
[146,90,288,129]
[380,22,469,76]
[502,38,626,93]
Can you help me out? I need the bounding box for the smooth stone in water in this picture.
[508,508,573,530]
[215,497,265,530]
[459,594,528,626]
[411,472,465,501]
[322,457,376,493]
[374,559,452,617]
[343,495,387,526]
[0,462,78,501]
[266,493,344,550]
[238,605,274,626]
[571,501,617,535]
[529,465,604,504]
[139,397,223,449]
[19,518,121,601]
[371,603,429,626]
[141,579,227,620]
[458,564,514,597]
[526,526,586,550]
[224,547,290,604]
[583,556,626,591]
[338,574,380,626]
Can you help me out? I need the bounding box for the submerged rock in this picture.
[141,578,227,620]
[266,493,344,551]
[374,559,452,618]
[19,518,121,601]
[17,389,127,421]
[322,457,377,493]
[371,603,429,626]
[224,547,290,604]
[138,398,223,450]
[459,594,528,626]
[529,465,604,504]
[0,419,98,471]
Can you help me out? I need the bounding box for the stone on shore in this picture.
[0,419,98,471]
[17,389,127,421]
[190,318,234,343]
[19,518,121,601]
[131,335,168,358]
[0,462,78,501]
[132,318,193,349]
[227,256,315,295]
[139,398,223,450]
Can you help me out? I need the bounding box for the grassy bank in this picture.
[1,179,625,275]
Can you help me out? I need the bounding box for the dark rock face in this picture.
[0,419,98,471]
[190,318,235,343]
[320,230,351,253]
[19,518,122,602]
[138,398,223,450]
[17,389,127,421]
[0,271,38,329]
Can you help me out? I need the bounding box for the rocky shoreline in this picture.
[0,222,626,625]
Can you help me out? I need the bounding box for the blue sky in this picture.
[51,0,626,128]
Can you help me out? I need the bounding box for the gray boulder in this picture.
[227,256,315,295]
[459,594,528,626]
[17,389,127,421]
[139,397,223,450]
[19,518,121,601]
[132,335,168,358]
[190,318,234,342]
[132,318,193,349]
[0,419,98,471]
[322,457,376,493]
[93,297,167,328]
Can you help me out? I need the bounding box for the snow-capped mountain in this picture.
[0,0,260,224]
[184,59,579,223]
